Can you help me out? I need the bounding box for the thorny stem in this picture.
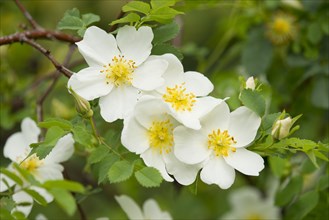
[36,45,76,139]
[14,0,42,30]
[0,30,80,45]
[21,36,74,78]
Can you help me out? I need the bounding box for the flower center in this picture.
[147,119,174,154]
[100,55,136,87]
[273,18,291,35]
[162,83,196,111]
[20,154,43,172]
[246,213,264,220]
[207,129,237,157]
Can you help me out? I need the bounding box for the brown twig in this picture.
[14,0,42,30]
[36,45,76,126]
[0,30,81,45]
[21,36,74,78]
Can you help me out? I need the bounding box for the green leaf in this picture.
[72,125,95,148]
[147,7,183,24]
[268,156,289,178]
[23,189,48,206]
[38,118,72,131]
[58,16,84,30]
[275,176,303,206]
[0,168,23,186]
[317,174,329,191]
[122,1,151,15]
[65,8,80,17]
[153,22,179,44]
[81,13,100,26]
[87,145,110,165]
[30,126,67,159]
[307,22,323,45]
[0,208,15,220]
[135,167,163,187]
[261,112,281,133]
[97,153,120,184]
[0,197,15,212]
[151,0,176,9]
[49,188,76,216]
[110,13,140,26]
[152,43,183,60]
[242,27,273,75]
[11,211,27,220]
[108,160,134,183]
[285,190,319,220]
[43,180,85,193]
[239,89,266,116]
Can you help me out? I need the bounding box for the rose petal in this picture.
[35,164,64,182]
[200,101,230,134]
[4,133,30,162]
[132,58,167,91]
[183,71,214,96]
[143,199,172,220]
[68,66,113,101]
[224,148,264,176]
[141,148,173,182]
[115,195,144,220]
[76,26,119,67]
[164,152,201,186]
[99,86,140,122]
[44,133,74,164]
[228,106,261,148]
[12,190,33,217]
[121,117,149,154]
[200,156,236,189]
[21,117,40,144]
[173,126,210,165]
[116,26,153,66]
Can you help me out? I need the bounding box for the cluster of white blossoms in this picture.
[69,25,265,189]
[0,118,74,217]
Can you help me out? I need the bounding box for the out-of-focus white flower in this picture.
[35,213,48,220]
[220,186,281,220]
[174,101,264,189]
[121,96,201,185]
[245,76,256,90]
[0,117,74,217]
[115,194,172,220]
[2,118,74,184]
[281,0,303,9]
[144,54,221,130]
[68,26,169,122]
[272,117,293,140]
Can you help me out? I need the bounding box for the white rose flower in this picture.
[115,194,172,220]
[272,116,293,140]
[145,54,221,130]
[0,117,74,217]
[121,96,201,185]
[174,101,264,189]
[68,25,169,122]
[220,186,281,220]
[245,76,256,90]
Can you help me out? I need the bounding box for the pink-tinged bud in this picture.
[245,76,256,90]
[69,87,93,118]
[272,117,293,140]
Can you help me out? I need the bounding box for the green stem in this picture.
[89,117,100,143]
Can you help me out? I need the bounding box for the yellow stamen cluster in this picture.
[100,55,136,87]
[20,154,43,172]
[162,83,196,112]
[148,119,174,154]
[266,13,297,45]
[207,129,237,157]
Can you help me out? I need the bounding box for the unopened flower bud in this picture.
[69,87,93,118]
[245,76,256,90]
[271,117,293,140]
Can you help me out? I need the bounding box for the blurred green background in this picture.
[1,0,328,219]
